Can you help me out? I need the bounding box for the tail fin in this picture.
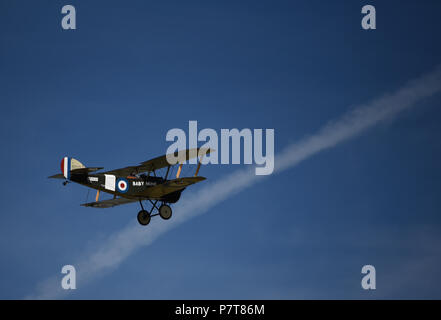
[49,157,103,179]
[61,157,85,179]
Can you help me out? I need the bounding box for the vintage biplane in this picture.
[49,148,211,226]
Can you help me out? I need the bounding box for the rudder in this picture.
[61,157,85,179]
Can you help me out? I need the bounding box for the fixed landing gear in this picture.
[137,200,173,226]
[159,204,172,220]
[137,210,151,226]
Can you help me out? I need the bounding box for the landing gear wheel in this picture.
[159,204,172,220]
[137,210,151,226]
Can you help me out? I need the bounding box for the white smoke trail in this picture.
[28,65,441,299]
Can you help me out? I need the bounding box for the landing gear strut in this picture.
[137,200,173,226]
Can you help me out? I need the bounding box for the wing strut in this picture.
[164,166,170,180]
[194,153,205,177]
[176,163,183,179]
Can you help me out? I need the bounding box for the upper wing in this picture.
[101,148,212,176]
[81,197,138,208]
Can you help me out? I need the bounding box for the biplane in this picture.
[49,148,211,226]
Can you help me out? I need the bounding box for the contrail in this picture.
[28,65,441,299]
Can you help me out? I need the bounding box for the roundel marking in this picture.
[116,178,129,193]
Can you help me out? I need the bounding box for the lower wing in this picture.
[81,197,138,208]
[138,176,206,198]
[81,177,206,208]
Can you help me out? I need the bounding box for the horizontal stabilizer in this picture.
[48,173,65,179]
[49,167,103,179]
[70,167,104,175]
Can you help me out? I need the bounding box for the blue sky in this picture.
[1,0,441,299]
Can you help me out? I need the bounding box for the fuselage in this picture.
[70,173,183,203]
